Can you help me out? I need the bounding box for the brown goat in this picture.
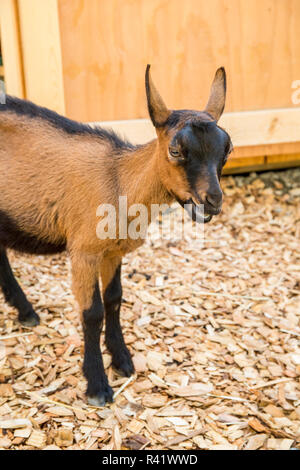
[0,66,232,405]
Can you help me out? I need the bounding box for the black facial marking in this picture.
[104,265,134,377]
[82,283,113,404]
[165,110,205,129]
[175,120,231,189]
[0,210,66,255]
[169,116,232,216]
[1,95,135,151]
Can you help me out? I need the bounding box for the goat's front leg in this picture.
[71,253,113,406]
[101,256,134,377]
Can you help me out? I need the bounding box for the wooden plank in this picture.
[225,152,300,172]
[0,66,4,76]
[58,0,300,122]
[231,142,300,159]
[220,108,300,147]
[267,153,300,165]
[95,119,156,146]
[17,0,65,114]
[0,0,25,97]
[225,155,266,171]
[94,107,300,151]
[223,156,300,175]
[94,111,300,173]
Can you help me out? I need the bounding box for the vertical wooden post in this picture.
[17,0,65,114]
[0,0,25,97]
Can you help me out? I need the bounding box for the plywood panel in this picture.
[0,0,24,97]
[17,0,65,113]
[58,0,300,122]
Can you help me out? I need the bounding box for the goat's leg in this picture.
[0,248,40,326]
[101,257,134,377]
[71,253,113,406]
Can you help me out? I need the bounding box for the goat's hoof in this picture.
[112,351,135,378]
[87,384,114,407]
[19,311,40,327]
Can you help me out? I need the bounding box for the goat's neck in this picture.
[118,139,171,208]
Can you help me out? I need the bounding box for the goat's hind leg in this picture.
[0,248,40,326]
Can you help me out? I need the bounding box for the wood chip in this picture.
[248,418,268,433]
[54,429,74,447]
[1,169,299,449]
[0,419,31,429]
[14,427,32,439]
[46,406,74,417]
[123,434,150,450]
[0,384,14,397]
[142,394,168,408]
[26,430,47,448]
[170,383,213,397]
[245,434,268,450]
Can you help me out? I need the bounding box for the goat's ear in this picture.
[204,67,226,122]
[145,65,170,127]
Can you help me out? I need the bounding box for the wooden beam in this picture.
[0,0,25,97]
[93,119,157,145]
[223,156,300,175]
[93,108,300,173]
[220,108,300,147]
[17,0,65,114]
[94,107,300,150]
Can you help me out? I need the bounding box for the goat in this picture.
[0,66,232,406]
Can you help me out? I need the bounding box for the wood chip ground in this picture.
[0,168,299,450]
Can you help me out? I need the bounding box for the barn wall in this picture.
[57,0,300,121]
[1,0,300,172]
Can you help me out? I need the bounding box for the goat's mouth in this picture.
[175,197,214,224]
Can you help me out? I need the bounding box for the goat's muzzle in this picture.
[175,196,215,224]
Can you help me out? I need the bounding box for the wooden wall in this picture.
[0,0,24,97]
[58,0,300,121]
[17,0,65,114]
[1,0,300,173]
[0,0,65,113]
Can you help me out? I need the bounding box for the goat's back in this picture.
[0,98,120,254]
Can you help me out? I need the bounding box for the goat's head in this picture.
[145,65,233,223]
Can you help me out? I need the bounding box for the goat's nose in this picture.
[206,190,223,209]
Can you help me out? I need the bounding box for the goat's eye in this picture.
[168,147,181,159]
